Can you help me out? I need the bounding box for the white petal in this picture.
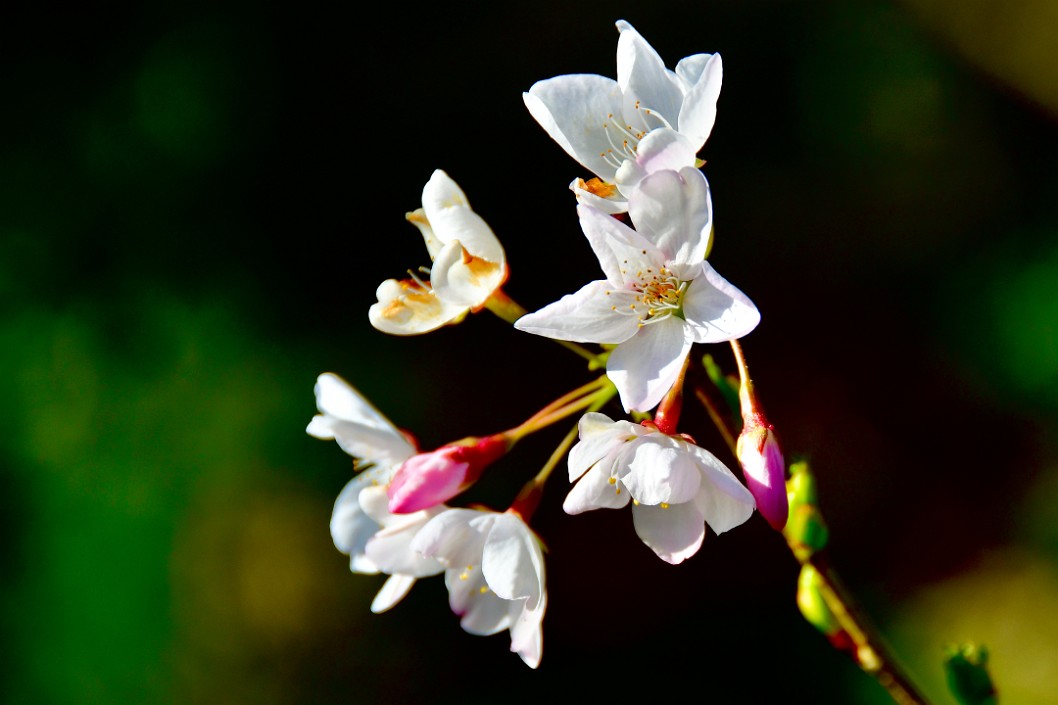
[431,239,506,308]
[481,515,545,610]
[606,316,693,412]
[446,565,511,636]
[567,413,627,482]
[617,128,698,195]
[514,280,641,344]
[523,75,625,182]
[313,373,385,428]
[694,478,755,535]
[622,436,702,505]
[688,443,757,508]
[405,208,444,260]
[411,508,491,568]
[570,177,629,215]
[631,501,706,565]
[370,574,416,614]
[310,374,413,463]
[421,170,504,263]
[368,278,469,336]
[510,597,546,669]
[563,465,631,514]
[578,202,664,287]
[627,167,712,265]
[330,473,383,573]
[364,508,446,578]
[681,262,761,343]
[676,53,722,150]
[615,20,683,131]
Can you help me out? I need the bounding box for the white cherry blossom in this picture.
[565,412,756,565]
[307,372,445,612]
[369,170,506,335]
[523,20,721,213]
[411,508,547,668]
[514,167,759,412]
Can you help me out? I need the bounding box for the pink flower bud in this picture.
[387,434,509,513]
[736,415,788,531]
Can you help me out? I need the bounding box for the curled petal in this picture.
[570,176,628,215]
[431,239,507,309]
[421,170,505,264]
[368,278,469,336]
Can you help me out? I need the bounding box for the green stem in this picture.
[698,350,932,705]
[509,392,614,521]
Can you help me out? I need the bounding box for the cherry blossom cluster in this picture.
[308,20,787,669]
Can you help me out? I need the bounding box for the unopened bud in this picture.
[736,414,788,531]
[797,564,841,638]
[387,434,509,513]
[784,461,828,559]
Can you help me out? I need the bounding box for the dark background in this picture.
[2,1,1057,703]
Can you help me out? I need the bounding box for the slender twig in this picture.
[693,345,933,705]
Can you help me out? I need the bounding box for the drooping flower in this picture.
[523,20,722,213]
[564,412,756,565]
[410,507,547,668]
[307,372,445,612]
[514,167,759,412]
[369,169,507,335]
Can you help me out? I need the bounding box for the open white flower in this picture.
[523,19,721,213]
[565,412,756,564]
[514,167,759,412]
[411,508,547,669]
[369,169,506,335]
[307,372,445,612]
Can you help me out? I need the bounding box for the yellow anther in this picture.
[479,586,489,594]
[608,477,617,485]
[661,503,670,510]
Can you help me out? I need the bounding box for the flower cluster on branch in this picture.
[309,20,788,670]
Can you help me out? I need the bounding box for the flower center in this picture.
[611,264,687,327]
[598,100,674,170]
